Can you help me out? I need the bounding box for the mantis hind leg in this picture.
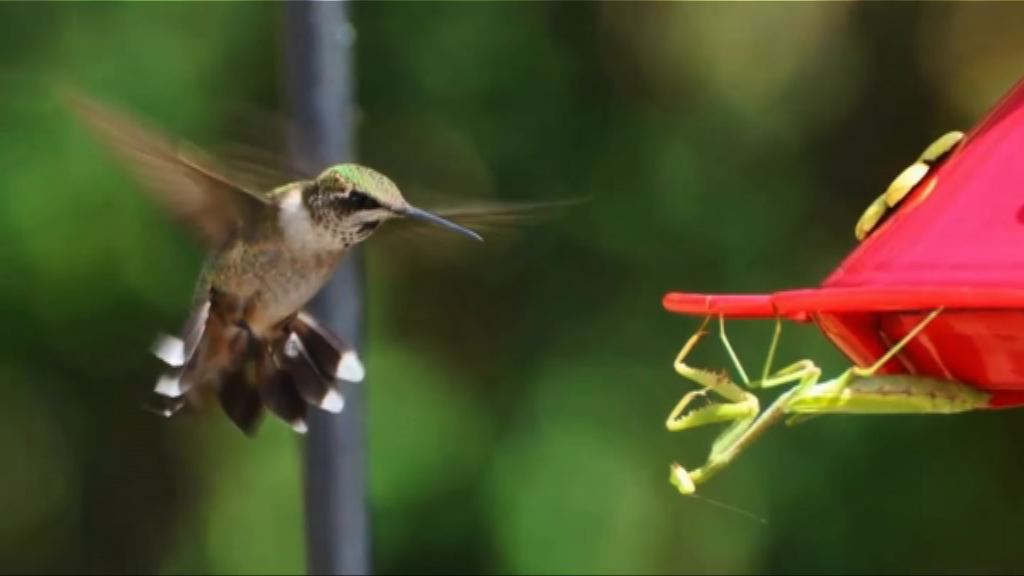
[853,307,944,379]
[784,307,951,426]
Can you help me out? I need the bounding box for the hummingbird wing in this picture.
[426,198,588,233]
[367,196,587,273]
[380,196,586,250]
[184,103,591,238]
[62,88,276,247]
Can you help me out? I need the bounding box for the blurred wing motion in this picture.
[429,197,588,233]
[208,103,316,193]
[363,195,586,275]
[61,88,274,247]
[191,101,589,242]
[385,196,587,246]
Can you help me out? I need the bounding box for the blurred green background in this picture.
[4,2,1024,574]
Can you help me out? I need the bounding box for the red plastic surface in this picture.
[663,286,1024,319]
[662,76,1024,405]
[817,309,1024,407]
[824,77,1024,291]
[661,293,779,319]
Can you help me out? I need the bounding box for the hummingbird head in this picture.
[303,164,483,248]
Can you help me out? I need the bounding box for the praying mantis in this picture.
[665,307,989,495]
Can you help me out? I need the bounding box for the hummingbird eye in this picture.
[345,190,383,211]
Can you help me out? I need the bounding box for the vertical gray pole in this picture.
[283,3,370,575]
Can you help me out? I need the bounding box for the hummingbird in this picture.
[63,89,550,436]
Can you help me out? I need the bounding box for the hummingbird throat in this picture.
[278,186,347,252]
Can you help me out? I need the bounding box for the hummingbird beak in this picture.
[398,205,484,242]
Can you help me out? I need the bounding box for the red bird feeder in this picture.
[661,76,1024,495]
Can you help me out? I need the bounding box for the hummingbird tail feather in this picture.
[292,312,365,383]
[260,364,309,433]
[153,364,188,398]
[152,334,186,368]
[150,297,212,399]
[280,332,346,414]
[145,300,355,435]
[142,395,187,419]
[215,358,265,436]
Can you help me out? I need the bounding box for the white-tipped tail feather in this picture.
[283,333,347,415]
[151,334,185,367]
[337,351,365,383]
[291,312,366,384]
[147,301,359,435]
[154,369,185,398]
[321,387,345,413]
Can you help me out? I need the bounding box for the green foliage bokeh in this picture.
[3,2,1024,574]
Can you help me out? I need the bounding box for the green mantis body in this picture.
[666,308,991,495]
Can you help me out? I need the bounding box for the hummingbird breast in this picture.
[205,238,345,337]
[199,184,356,338]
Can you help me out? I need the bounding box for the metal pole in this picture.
[283,3,370,575]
